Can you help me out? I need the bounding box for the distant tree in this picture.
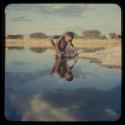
[48,32,79,39]
[83,30,102,39]
[7,34,24,39]
[52,35,61,39]
[109,33,121,39]
[109,33,116,39]
[118,34,121,39]
[100,35,107,39]
[29,32,47,39]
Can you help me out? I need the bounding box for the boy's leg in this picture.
[55,53,59,59]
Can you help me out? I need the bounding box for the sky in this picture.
[5,4,121,38]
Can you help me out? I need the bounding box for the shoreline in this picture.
[79,56,121,69]
[78,44,121,70]
[5,39,121,70]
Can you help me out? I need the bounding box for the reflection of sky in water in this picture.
[5,48,121,121]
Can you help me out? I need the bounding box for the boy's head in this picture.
[65,71,73,81]
[64,32,74,43]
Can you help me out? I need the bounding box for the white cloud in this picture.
[5,4,121,36]
[22,95,75,121]
[52,5,65,9]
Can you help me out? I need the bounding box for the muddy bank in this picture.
[79,44,121,69]
[82,47,106,53]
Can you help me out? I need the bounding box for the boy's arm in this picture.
[49,36,56,48]
[49,36,63,57]
[71,43,74,47]
[55,37,64,57]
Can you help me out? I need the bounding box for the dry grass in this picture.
[5,39,121,48]
[73,39,120,48]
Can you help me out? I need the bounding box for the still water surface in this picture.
[5,47,121,121]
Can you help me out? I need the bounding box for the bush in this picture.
[29,32,47,39]
[109,33,121,39]
[83,30,102,39]
[7,34,24,39]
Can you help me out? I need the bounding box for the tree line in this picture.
[6,30,121,40]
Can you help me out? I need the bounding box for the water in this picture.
[5,47,121,121]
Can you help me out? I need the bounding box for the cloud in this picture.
[21,85,121,121]
[52,5,66,9]
[5,76,121,121]
[5,4,35,12]
[105,108,119,117]
[64,26,83,31]
[11,16,33,22]
[6,4,90,18]
[38,4,88,17]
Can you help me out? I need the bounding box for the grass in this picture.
[5,38,121,48]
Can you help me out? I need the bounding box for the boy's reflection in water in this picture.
[51,57,77,81]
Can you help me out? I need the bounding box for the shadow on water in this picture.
[29,47,47,53]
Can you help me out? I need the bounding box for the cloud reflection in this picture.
[5,84,121,121]
[22,95,75,121]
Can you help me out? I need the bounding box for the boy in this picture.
[49,32,76,58]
